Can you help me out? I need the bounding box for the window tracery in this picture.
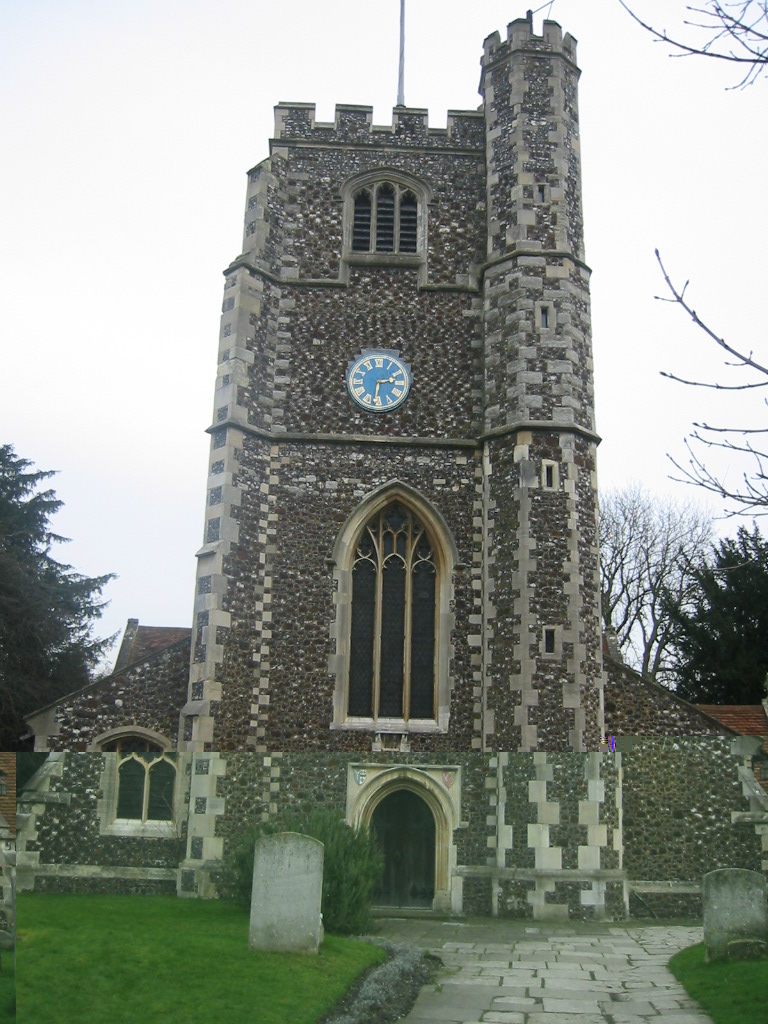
[343,171,428,267]
[348,503,436,721]
[351,183,420,255]
[329,486,457,736]
[113,752,176,823]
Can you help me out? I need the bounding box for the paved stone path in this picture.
[377,918,712,1024]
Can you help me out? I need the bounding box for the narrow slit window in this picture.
[540,306,549,329]
[537,184,546,202]
[545,465,554,489]
[544,628,556,655]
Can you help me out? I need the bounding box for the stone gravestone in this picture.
[703,868,768,962]
[249,832,324,954]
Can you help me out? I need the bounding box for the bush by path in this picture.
[220,810,384,934]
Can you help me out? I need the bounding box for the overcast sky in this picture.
[2,0,766,663]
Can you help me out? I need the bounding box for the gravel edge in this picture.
[319,940,441,1024]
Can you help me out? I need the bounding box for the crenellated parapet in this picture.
[273,102,485,150]
[482,14,578,65]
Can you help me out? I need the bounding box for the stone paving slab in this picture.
[377,918,713,1024]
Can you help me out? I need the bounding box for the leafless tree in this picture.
[619,1,768,86]
[599,484,714,682]
[654,250,768,515]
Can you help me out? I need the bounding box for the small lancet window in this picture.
[348,503,436,721]
[540,306,550,329]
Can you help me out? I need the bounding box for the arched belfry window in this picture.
[345,172,428,264]
[348,503,436,721]
[352,183,420,255]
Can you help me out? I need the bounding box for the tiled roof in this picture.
[113,619,191,671]
[0,752,16,836]
[696,705,768,736]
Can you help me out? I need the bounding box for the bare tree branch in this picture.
[619,1,768,86]
[600,485,714,682]
[655,249,768,374]
[655,249,768,513]
[660,370,768,391]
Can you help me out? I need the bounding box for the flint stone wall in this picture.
[604,659,729,739]
[623,738,763,917]
[17,754,186,895]
[32,640,190,752]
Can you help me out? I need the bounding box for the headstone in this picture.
[249,832,324,954]
[703,868,768,962]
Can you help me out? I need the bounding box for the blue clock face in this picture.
[347,351,412,412]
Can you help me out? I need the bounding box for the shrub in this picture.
[219,810,384,935]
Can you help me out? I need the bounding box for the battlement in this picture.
[273,102,485,150]
[482,12,577,66]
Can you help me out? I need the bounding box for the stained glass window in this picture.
[348,503,436,721]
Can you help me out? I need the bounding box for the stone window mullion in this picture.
[402,515,416,720]
[371,518,384,718]
[393,185,402,255]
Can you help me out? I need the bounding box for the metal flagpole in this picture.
[397,0,405,106]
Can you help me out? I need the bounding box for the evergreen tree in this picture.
[670,524,768,704]
[0,445,115,748]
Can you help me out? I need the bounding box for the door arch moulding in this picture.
[346,763,462,913]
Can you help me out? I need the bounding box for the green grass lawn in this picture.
[668,943,768,1024]
[18,893,385,1024]
[0,958,15,1022]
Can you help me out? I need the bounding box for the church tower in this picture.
[478,18,603,750]
[180,14,604,753]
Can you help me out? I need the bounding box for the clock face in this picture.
[346,351,412,412]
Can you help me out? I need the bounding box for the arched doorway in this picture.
[371,789,435,908]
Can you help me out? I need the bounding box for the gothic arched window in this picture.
[97,736,181,838]
[347,503,436,721]
[345,172,428,264]
[100,738,177,823]
[352,183,420,255]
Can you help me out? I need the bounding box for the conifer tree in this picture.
[0,445,115,748]
[669,524,768,704]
